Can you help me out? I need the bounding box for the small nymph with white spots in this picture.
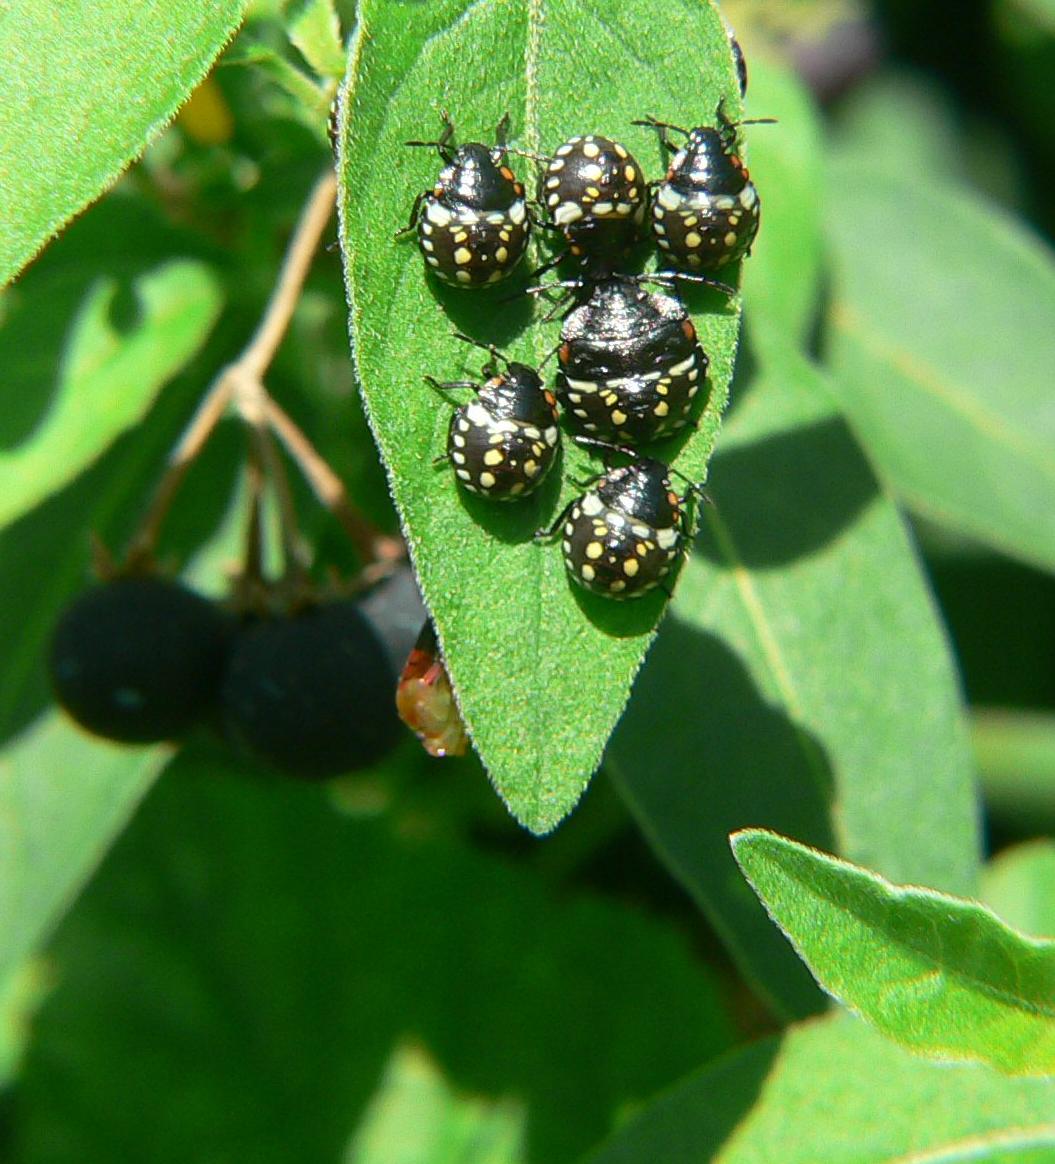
[537,444,694,599]
[406,114,530,287]
[540,134,648,258]
[637,104,769,271]
[557,276,709,445]
[429,340,561,501]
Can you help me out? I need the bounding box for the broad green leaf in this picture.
[997,0,1055,30]
[824,162,1055,573]
[224,40,332,135]
[338,0,743,833]
[0,714,164,986]
[346,1044,525,1164]
[608,356,980,1019]
[738,59,824,355]
[733,829,1055,1076]
[974,709,1055,834]
[0,0,247,287]
[287,0,346,81]
[984,840,1055,939]
[585,1013,1055,1164]
[831,69,965,184]
[0,960,50,1090]
[15,754,732,1164]
[0,260,222,530]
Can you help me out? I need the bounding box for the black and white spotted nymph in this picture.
[429,340,560,501]
[406,113,530,287]
[638,104,768,271]
[537,442,695,600]
[557,276,709,445]
[540,134,647,259]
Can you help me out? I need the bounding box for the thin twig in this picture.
[264,395,405,568]
[125,166,400,583]
[239,170,339,379]
[127,170,338,562]
[126,371,235,564]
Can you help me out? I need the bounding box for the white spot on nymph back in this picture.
[426,202,452,226]
[555,202,584,225]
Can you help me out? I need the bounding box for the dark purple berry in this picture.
[220,600,400,779]
[49,576,232,743]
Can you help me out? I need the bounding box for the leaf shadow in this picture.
[423,269,538,350]
[695,412,879,569]
[579,1033,783,1164]
[609,620,835,1019]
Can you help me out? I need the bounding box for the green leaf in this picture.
[984,840,1055,939]
[824,162,1055,573]
[347,1044,526,1164]
[607,356,980,1019]
[337,0,743,833]
[286,0,346,81]
[224,40,331,133]
[15,753,732,1164]
[974,709,1055,834]
[0,260,222,531]
[0,714,164,986]
[733,829,1055,1077]
[0,0,247,288]
[585,1013,1055,1164]
[0,960,50,1090]
[739,60,824,355]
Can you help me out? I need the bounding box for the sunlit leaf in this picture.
[338,0,743,833]
[733,829,1055,1076]
[0,0,246,286]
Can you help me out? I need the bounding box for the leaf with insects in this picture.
[337,0,743,833]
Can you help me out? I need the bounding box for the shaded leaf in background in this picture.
[0,0,247,287]
[338,0,742,833]
[824,161,1055,572]
[286,0,347,82]
[345,1044,525,1164]
[15,756,732,1164]
[733,829,1055,1077]
[0,715,165,986]
[0,260,222,530]
[608,356,980,1020]
[974,709,1055,835]
[984,839,1055,938]
[585,1013,1055,1164]
[738,59,824,355]
[0,961,51,1091]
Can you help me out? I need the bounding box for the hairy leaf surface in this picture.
[338,0,743,831]
[0,0,246,286]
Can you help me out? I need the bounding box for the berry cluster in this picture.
[406,97,767,601]
[48,570,420,777]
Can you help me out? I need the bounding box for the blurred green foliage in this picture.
[2,0,1055,1160]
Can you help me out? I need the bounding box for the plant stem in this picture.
[239,170,339,380]
[264,395,403,570]
[126,168,400,579]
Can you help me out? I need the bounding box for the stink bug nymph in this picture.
[404,112,530,286]
[540,134,647,259]
[536,439,699,600]
[636,104,773,271]
[557,275,710,444]
[428,335,560,500]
